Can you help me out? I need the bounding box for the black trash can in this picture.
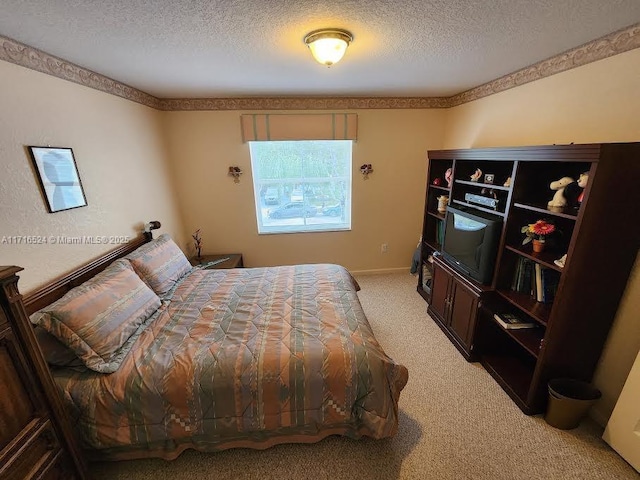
[545,378,601,430]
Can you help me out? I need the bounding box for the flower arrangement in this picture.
[192,229,202,259]
[521,220,557,252]
[521,220,556,244]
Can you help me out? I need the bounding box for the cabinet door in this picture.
[448,279,479,349]
[430,262,451,324]
[0,328,42,451]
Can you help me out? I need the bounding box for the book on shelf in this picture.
[436,219,445,246]
[510,257,522,291]
[512,257,534,295]
[493,312,537,330]
[523,259,534,296]
[530,262,537,298]
[534,263,544,302]
[541,267,560,303]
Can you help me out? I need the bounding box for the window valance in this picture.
[240,113,357,142]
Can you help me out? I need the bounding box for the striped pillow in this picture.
[126,233,192,297]
[30,259,161,373]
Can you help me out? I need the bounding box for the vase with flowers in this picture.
[521,219,556,253]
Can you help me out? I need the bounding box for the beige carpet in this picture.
[91,273,638,480]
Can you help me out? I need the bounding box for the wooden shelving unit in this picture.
[417,160,454,303]
[418,143,640,414]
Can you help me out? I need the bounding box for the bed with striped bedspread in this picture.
[53,264,408,460]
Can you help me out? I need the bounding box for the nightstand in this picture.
[190,254,243,269]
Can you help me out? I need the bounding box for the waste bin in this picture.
[545,378,601,430]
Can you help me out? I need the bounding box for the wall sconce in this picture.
[360,164,373,179]
[228,166,243,183]
[143,220,161,240]
[304,29,353,66]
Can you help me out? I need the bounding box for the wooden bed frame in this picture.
[24,233,151,316]
[0,234,152,477]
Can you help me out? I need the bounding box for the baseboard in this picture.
[351,267,411,276]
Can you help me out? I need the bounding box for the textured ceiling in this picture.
[1,0,640,98]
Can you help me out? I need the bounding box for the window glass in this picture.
[250,140,352,234]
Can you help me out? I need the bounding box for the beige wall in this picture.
[162,109,445,273]
[443,49,640,147]
[2,42,637,425]
[443,48,640,425]
[0,60,184,292]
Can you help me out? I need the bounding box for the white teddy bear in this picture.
[548,176,575,208]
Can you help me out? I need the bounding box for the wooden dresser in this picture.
[0,266,86,480]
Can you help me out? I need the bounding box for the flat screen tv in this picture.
[441,205,502,284]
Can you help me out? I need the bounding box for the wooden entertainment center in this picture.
[417,143,640,414]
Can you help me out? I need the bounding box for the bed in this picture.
[24,234,408,461]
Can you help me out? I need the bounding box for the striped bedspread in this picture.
[53,264,409,460]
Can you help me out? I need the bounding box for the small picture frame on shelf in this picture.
[484,174,495,184]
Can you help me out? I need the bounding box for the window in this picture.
[250,140,352,234]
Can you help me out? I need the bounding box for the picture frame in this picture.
[484,173,495,184]
[28,146,87,213]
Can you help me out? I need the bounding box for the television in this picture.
[440,205,502,284]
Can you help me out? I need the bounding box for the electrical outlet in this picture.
[381,243,388,253]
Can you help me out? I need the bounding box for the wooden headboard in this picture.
[23,233,152,315]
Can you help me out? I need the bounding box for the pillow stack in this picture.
[30,234,192,373]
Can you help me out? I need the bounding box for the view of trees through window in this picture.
[249,140,352,234]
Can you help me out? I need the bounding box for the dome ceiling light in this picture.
[304,28,353,66]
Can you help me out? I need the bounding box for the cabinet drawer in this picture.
[0,420,59,480]
[35,450,76,480]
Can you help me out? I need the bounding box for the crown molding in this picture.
[158,96,451,111]
[0,35,161,109]
[1,22,639,111]
[448,22,640,107]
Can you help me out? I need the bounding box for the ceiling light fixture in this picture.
[304,28,353,66]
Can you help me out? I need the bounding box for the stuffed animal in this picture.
[561,172,589,208]
[445,168,453,187]
[563,180,581,207]
[548,176,575,208]
[577,172,588,204]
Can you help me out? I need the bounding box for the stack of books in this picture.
[511,257,560,303]
[493,312,537,330]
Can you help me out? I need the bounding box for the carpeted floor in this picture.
[91,273,638,480]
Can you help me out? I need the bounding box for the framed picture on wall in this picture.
[28,146,88,213]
